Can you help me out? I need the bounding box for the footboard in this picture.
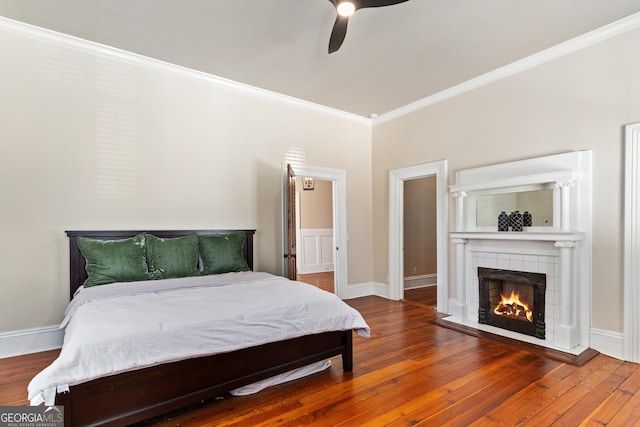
[56,330,353,427]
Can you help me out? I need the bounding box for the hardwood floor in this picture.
[297,271,334,293]
[3,296,640,426]
[404,285,437,307]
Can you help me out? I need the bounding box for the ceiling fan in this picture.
[327,0,410,53]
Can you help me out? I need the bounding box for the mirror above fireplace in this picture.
[476,188,554,228]
[450,168,577,232]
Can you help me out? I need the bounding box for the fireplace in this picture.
[447,151,591,353]
[478,267,546,339]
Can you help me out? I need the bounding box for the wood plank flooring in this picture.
[297,271,334,293]
[2,296,640,426]
[404,285,438,307]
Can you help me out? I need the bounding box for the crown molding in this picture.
[0,16,371,126]
[374,11,640,125]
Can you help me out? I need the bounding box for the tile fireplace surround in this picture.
[446,151,592,355]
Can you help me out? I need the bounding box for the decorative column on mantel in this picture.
[556,179,575,231]
[554,240,578,349]
[451,190,469,322]
[451,237,468,321]
[453,191,466,232]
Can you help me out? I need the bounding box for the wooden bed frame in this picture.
[58,229,354,427]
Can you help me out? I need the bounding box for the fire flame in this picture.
[493,290,533,322]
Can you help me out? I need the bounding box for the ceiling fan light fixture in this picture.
[328,0,409,53]
[336,2,356,17]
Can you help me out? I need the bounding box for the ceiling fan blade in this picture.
[328,15,349,53]
[326,0,409,53]
[358,0,410,8]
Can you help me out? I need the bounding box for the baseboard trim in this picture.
[341,281,393,300]
[298,268,335,274]
[404,273,437,289]
[373,282,392,299]
[590,327,624,360]
[342,282,375,300]
[0,326,63,359]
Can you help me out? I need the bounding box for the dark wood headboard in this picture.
[66,229,256,300]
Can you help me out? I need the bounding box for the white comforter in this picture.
[28,272,370,405]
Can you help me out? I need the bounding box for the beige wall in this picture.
[0,30,372,332]
[296,178,333,229]
[372,27,640,333]
[403,176,437,276]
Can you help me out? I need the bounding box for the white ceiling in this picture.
[1,0,640,118]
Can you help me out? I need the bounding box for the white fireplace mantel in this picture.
[447,151,592,355]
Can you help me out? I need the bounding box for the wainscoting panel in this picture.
[298,228,334,274]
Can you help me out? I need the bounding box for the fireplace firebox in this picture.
[478,267,546,339]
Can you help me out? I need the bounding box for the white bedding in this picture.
[28,272,370,405]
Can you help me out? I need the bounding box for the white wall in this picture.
[0,25,373,335]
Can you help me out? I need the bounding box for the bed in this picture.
[29,229,369,427]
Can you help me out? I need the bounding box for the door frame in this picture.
[388,160,448,313]
[624,122,640,362]
[284,164,348,298]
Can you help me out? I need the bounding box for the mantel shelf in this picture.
[450,231,583,242]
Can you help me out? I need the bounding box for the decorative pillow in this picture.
[145,233,199,279]
[78,234,148,287]
[199,232,250,275]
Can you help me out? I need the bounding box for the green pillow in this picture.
[78,234,148,287]
[145,233,199,279]
[199,232,250,275]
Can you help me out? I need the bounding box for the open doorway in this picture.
[295,177,335,293]
[283,164,348,298]
[403,176,438,307]
[388,160,448,313]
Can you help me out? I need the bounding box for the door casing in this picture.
[388,160,449,313]
[283,164,348,298]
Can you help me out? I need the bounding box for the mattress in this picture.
[28,271,370,405]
